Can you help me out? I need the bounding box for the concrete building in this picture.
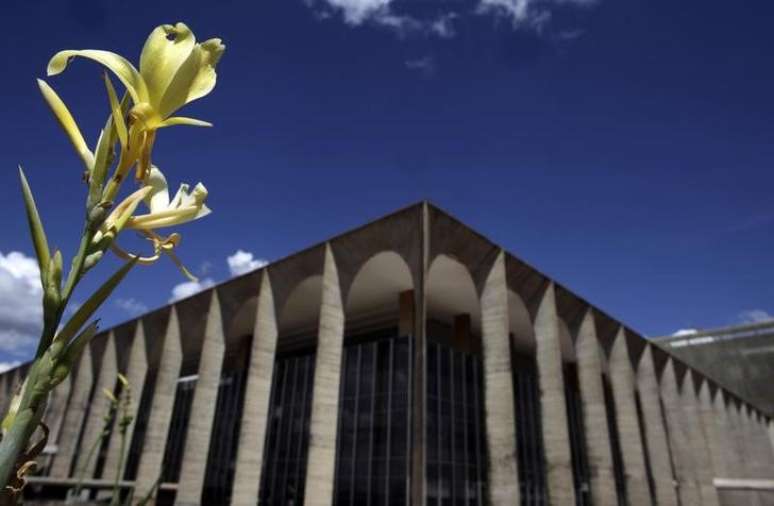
[656,321,774,416]
[4,202,773,506]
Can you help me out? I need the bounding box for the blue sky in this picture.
[0,0,773,367]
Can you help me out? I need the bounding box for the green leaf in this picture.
[18,167,50,284]
[51,322,99,388]
[54,258,137,345]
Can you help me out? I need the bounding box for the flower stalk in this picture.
[0,22,223,503]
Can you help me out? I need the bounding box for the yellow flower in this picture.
[127,166,211,230]
[102,166,210,280]
[47,22,225,131]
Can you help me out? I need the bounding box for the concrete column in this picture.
[303,243,345,506]
[534,283,576,505]
[176,291,226,506]
[768,421,774,471]
[759,416,774,473]
[660,359,701,506]
[231,271,278,506]
[43,373,72,472]
[636,345,679,506]
[0,373,9,418]
[575,309,617,506]
[608,328,652,506]
[480,251,520,506]
[75,333,119,479]
[50,346,94,478]
[134,307,183,500]
[680,373,719,506]
[708,389,731,479]
[102,322,149,481]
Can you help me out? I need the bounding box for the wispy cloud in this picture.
[115,297,149,316]
[169,249,268,302]
[0,361,21,374]
[405,56,436,76]
[738,309,774,324]
[672,328,698,337]
[306,0,597,37]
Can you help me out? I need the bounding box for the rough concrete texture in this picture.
[480,251,520,506]
[679,373,719,506]
[50,346,94,478]
[74,333,119,479]
[698,382,725,479]
[575,310,618,506]
[609,328,652,506]
[636,345,679,506]
[42,372,71,472]
[534,283,576,506]
[134,307,183,501]
[231,271,279,506]
[102,322,148,482]
[176,291,227,506]
[303,243,345,506]
[660,359,702,506]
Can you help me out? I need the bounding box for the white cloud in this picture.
[0,251,43,358]
[169,278,216,302]
[227,250,268,277]
[115,297,148,316]
[738,309,774,324]
[672,328,698,337]
[307,0,595,36]
[405,56,436,76]
[0,361,21,374]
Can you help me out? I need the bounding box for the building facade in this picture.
[2,203,773,506]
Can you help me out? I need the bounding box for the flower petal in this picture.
[143,166,171,213]
[37,79,94,171]
[139,23,196,110]
[158,38,225,119]
[47,49,149,104]
[158,116,213,128]
[103,73,128,149]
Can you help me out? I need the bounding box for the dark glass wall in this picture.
[202,367,249,505]
[426,340,487,506]
[259,352,316,506]
[512,354,547,506]
[161,377,197,483]
[334,334,412,506]
[602,376,627,505]
[564,365,591,506]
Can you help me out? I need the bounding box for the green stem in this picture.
[72,429,104,499]
[109,427,128,506]
[0,409,37,495]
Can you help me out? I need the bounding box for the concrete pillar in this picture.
[176,291,226,506]
[636,345,679,506]
[534,283,576,505]
[708,389,731,479]
[231,271,278,506]
[680,373,719,506]
[75,333,119,479]
[759,416,774,474]
[303,243,345,506]
[480,251,520,505]
[50,346,94,478]
[660,359,701,506]
[134,307,183,500]
[42,372,71,472]
[608,328,652,506]
[102,322,149,481]
[768,421,774,471]
[575,309,617,506]
[0,373,9,418]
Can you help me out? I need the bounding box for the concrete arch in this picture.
[279,275,323,337]
[508,289,535,354]
[226,296,258,344]
[427,254,481,334]
[345,250,413,322]
[558,317,576,363]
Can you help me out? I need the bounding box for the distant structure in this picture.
[2,202,772,506]
[656,320,774,416]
